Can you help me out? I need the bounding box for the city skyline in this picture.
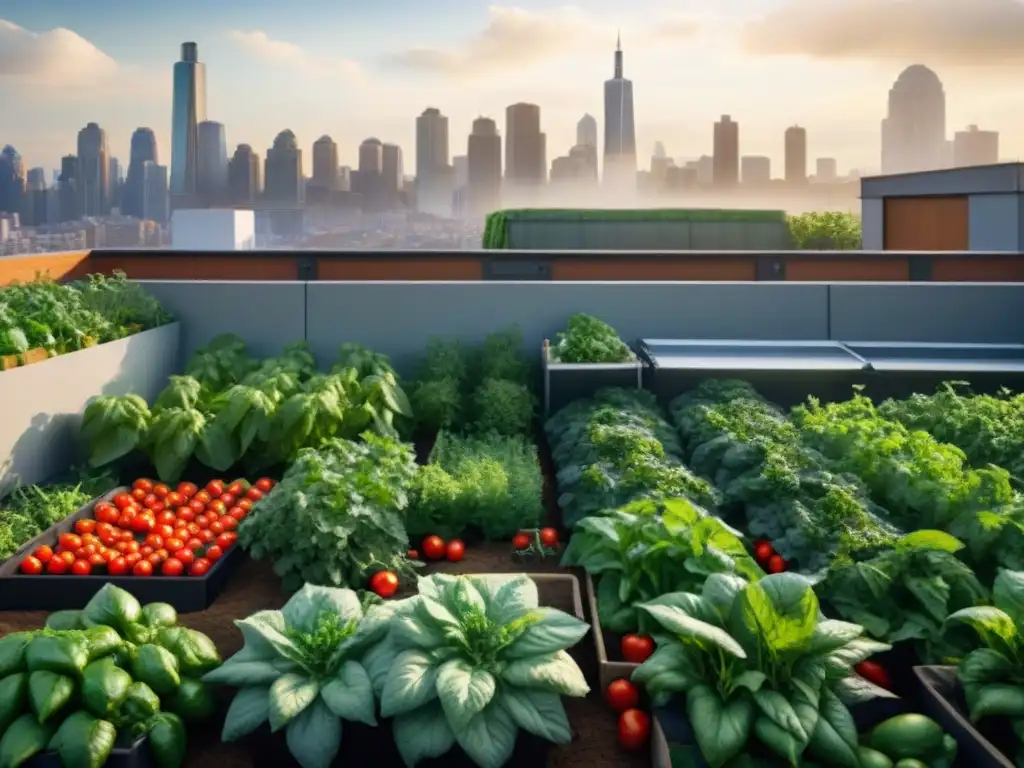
[1,0,1021,173]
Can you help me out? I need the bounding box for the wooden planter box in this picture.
[0,347,50,370]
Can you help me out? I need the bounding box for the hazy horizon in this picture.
[1,0,1021,176]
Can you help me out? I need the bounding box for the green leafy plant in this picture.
[414,337,469,385]
[80,394,152,468]
[471,325,531,385]
[203,584,396,768]
[237,434,420,591]
[550,313,634,364]
[787,211,862,250]
[467,378,535,437]
[631,572,895,767]
[365,573,590,768]
[561,497,763,633]
[409,378,463,433]
[0,482,94,559]
[817,530,988,663]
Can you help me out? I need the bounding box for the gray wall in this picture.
[861,199,884,249]
[861,164,1024,198]
[968,194,1022,251]
[506,220,791,251]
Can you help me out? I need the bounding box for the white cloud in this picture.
[227,30,361,79]
[0,19,118,86]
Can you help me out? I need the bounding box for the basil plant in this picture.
[203,584,397,768]
[365,573,590,768]
[631,572,895,768]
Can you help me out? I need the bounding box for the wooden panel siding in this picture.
[86,255,300,280]
[550,258,757,280]
[316,257,483,280]
[884,196,969,251]
[785,258,910,281]
[932,258,1024,282]
[0,251,92,285]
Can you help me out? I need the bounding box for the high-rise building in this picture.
[170,42,207,204]
[311,135,340,190]
[577,114,598,149]
[603,34,637,187]
[264,130,303,204]
[108,158,123,209]
[58,155,78,222]
[505,103,545,190]
[784,126,807,184]
[382,143,404,204]
[196,121,228,205]
[741,155,771,186]
[124,128,158,218]
[142,162,169,224]
[953,125,999,167]
[712,115,739,188]
[881,65,946,175]
[356,138,383,209]
[0,145,26,215]
[416,108,452,215]
[77,122,110,216]
[815,158,838,182]
[227,144,260,204]
[468,117,502,218]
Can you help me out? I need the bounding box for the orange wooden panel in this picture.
[932,258,1024,282]
[551,258,756,280]
[0,251,92,285]
[316,258,483,280]
[785,258,909,281]
[86,255,299,280]
[884,196,969,251]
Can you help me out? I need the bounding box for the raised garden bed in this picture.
[542,338,643,415]
[0,487,244,612]
[0,347,50,370]
[585,572,639,691]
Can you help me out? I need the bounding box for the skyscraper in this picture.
[142,162,169,224]
[196,121,228,205]
[264,130,303,203]
[505,103,545,189]
[227,144,260,204]
[577,114,598,149]
[170,42,207,204]
[468,117,502,218]
[784,126,807,184]
[382,143,404,205]
[311,135,340,190]
[741,155,771,186]
[0,146,26,215]
[416,108,452,215]
[815,158,838,182]
[712,115,739,188]
[603,34,637,187]
[124,128,158,218]
[953,125,999,167]
[357,138,384,209]
[881,65,946,175]
[58,155,78,222]
[77,122,110,216]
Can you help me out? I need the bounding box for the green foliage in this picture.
[410,378,463,433]
[787,211,862,250]
[204,584,395,768]
[470,325,531,385]
[415,337,469,385]
[550,313,634,364]
[0,482,96,560]
[236,434,420,592]
[631,573,895,767]
[368,574,590,767]
[467,379,535,436]
[407,431,543,540]
[561,497,763,634]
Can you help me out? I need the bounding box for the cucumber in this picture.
[856,746,894,768]
[868,714,945,760]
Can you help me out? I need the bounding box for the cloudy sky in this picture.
[1,0,1022,176]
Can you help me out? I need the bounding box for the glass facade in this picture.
[170,57,207,198]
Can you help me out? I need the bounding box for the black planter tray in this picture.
[915,665,1016,768]
[25,733,153,768]
[0,487,245,613]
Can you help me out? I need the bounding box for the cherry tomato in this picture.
[186,537,204,551]
[155,510,175,525]
[209,520,225,536]
[57,533,81,552]
[205,545,224,563]
[199,529,216,544]
[33,545,53,563]
[177,507,196,522]
[125,541,140,554]
[108,556,129,575]
[226,481,247,497]
[229,506,247,521]
[153,483,171,498]
[753,540,775,563]
[195,515,210,530]
[133,478,154,493]
[606,679,640,713]
[94,504,120,524]
[88,553,106,567]
[255,478,275,493]
[189,558,211,576]
[46,557,68,575]
[133,560,154,576]
[207,500,226,516]
[132,488,147,501]
[174,548,195,567]
[162,558,184,576]
[219,493,236,508]
[618,708,651,751]
[156,524,175,539]
[238,499,253,511]
[767,554,787,573]
[75,519,96,535]
[245,487,263,502]
[124,553,142,567]
[190,496,208,512]
[149,501,165,514]
[20,556,43,575]
[621,634,655,663]
[215,532,236,549]
[113,493,134,509]
[407,549,419,559]
[370,570,399,598]
[539,527,559,548]
[512,533,531,550]
[422,535,446,560]
[71,559,92,575]
[206,480,225,497]
[131,516,155,534]
[177,482,198,498]
[446,539,465,562]
[142,493,158,509]
[218,516,238,531]
[854,660,892,690]
[144,533,163,548]
[164,491,184,508]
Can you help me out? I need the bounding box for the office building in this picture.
[0,145,25,215]
[953,125,999,167]
[77,122,110,216]
[467,117,502,218]
[416,108,452,215]
[603,34,637,187]
[577,114,598,149]
[357,138,384,208]
[170,42,208,204]
[815,158,838,183]
[196,121,228,205]
[741,156,771,186]
[311,135,340,190]
[784,126,807,184]
[505,103,545,191]
[124,128,158,218]
[382,143,404,204]
[713,116,739,188]
[58,155,78,222]
[227,144,260,204]
[142,162,169,224]
[881,65,946,174]
[264,130,303,204]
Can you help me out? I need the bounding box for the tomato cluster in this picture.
[752,538,788,573]
[18,476,275,579]
[511,527,559,552]
[604,679,651,751]
[415,535,465,563]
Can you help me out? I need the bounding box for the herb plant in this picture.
[237,435,419,591]
[550,313,634,364]
[466,378,535,437]
[0,482,94,559]
[561,497,763,633]
[204,584,397,768]
[470,325,531,385]
[631,573,894,767]
[365,574,590,768]
[409,378,462,433]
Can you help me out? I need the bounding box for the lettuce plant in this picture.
[631,572,894,768]
[365,573,590,768]
[202,584,397,768]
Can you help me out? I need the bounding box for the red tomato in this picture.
[238,498,253,511]
[205,545,224,562]
[133,560,154,576]
[162,558,184,576]
[88,553,106,567]
[164,537,184,552]
[177,482,198,498]
[59,551,76,566]
[207,500,226,516]
[71,559,91,576]
[142,493,158,509]
[144,534,164,549]
[131,516,155,534]
[193,491,211,506]
[149,502,165,514]
[195,515,210,529]
[164,491,184,508]
[74,519,96,535]
[226,481,247,497]
[33,545,53,563]
[255,478,275,493]
[218,493,236,508]
[177,507,196,522]
[422,535,446,560]
[767,555,787,574]
[153,483,170,498]
[446,539,465,562]
[156,510,176,525]
[621,634,655,664]
[618,709,651,750]
[186,537,204,551]
[199,529,216,544]
[94,504,120,524]
[131,488,147,502]
[512,533,531,550]
[108,556,129,575]
[407,549,419,559]
[206,480,225,497]
[46,557,68,575]
[218,516,238,531]
[20,556,43,575]
[156,524,175,539]
[539,527,559,548]
[189,558,210,576]
[58,533,82,552]
[113,493,134,509]
[124,553,141,567]
[606,679,640,713]
[118,510,137,528]
[245,487,263,502]
[174,548,195,567]
[229,506,247,521]
[753,540,775,563]
[370,570,399,598]
[209,520,225,536]
[145,552,163,566]
[215,532,236,549]
[854,660,892,690]
[133,478,154,493]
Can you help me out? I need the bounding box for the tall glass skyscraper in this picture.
[603,34,636,187]
[170,42,207,202]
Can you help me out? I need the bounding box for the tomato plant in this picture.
[446,539,465,562]
[621,634,654,663]
[617,708,650,750]
[370,570,400,598]
[422,535,446,560]
[605,679,639,713]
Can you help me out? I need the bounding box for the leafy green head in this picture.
[368,574,590,768]
[204,584,397,768]
[632,573,893,767]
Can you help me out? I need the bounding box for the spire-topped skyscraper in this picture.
[603,34,636,188]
